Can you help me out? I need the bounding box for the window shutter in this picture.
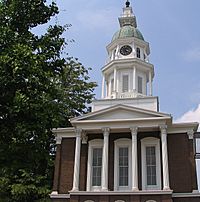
[138,76,143,94]
[122,75,129,92]
[111,79,114,93]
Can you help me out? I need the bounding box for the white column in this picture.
[160,125,170,190]
[72,128,82,191]
[149,71,152,96]
[101,127,110,191]
[114,68,117,92]
[101,75,105,99]
[133,67,136,91]
[130,127,139,191]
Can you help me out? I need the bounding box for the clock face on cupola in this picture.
[120,45,132,56]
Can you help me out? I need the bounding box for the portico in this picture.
[69,105,172,193]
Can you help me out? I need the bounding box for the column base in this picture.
[51,191,58,195]
[163,187,171,191]
[71,188,79,192]
[132,187,139,192]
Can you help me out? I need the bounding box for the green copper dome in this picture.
[112,25,144,42]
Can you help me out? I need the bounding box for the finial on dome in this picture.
[126,0,130,8]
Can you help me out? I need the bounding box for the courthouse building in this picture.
[50,1,200,202]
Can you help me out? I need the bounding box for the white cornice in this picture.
[102,58,154,74]
[71,117,171,124]
[71,104,171,122]
[168,123,199,134]
[106,37,149,53]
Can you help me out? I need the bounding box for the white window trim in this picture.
[141,137,161,191]
[86,139,103,191]
[114,138,132,191]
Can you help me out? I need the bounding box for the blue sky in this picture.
[37,0,200,188]
[44,0,200,125]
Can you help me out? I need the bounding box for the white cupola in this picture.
[92,1,158,112]
[101,1,154,100]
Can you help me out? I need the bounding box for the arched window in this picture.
[141,137,161,190]
[114,138,132,191]
[146,200,157,202]
[84,200,95,202]
[86,139,103,191]
[136,47,141,58]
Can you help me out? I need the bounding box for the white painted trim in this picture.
[69,190,173,195]
[141,137,161,191]
[114,138,132,191]
[86,139,103,192]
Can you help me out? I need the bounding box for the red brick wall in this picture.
[168,133,198,192]
[59,138,76,194]
[53,132,198,196]
[79,144,88,191]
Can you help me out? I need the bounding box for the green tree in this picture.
[0,0,96,201]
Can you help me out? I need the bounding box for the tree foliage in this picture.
[0,0,96,201]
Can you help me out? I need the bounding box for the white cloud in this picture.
[190,91,200,104]
[176,104,200,131]
[76,8,118,32]
[182,48,200,62]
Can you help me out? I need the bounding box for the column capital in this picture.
[55,135,62,145]
[81,132,88,144]
[160,125,167,134]
[187,130,194,140]
[130,126,138,135]
[75,128,82,137]
[102,127,110,135]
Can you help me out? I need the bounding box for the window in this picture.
[122,75,129,92]
[111,78,114,93]
[146,146,156,186]
[119,147,129,186]
[87,139,103,191]
[141,138,161,190]
[92,148,102,186]
[113,49,117,60]
[136,47,141,58]
[138,76,143,94]
[114,139,131,191]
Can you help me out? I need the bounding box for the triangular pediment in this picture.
[71,104,171,123]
